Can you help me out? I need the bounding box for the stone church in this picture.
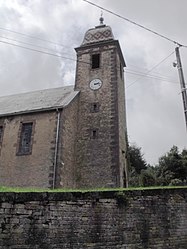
[0,18,128,189]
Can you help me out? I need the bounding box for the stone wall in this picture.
[58,95,79,189]
[116,51,128,187]
[74,40,127,188]
[0,94,79,190]
[0,188,186,249]
[0,112,57,188]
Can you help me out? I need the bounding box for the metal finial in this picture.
[99,11,104,25]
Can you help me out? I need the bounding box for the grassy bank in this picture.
[0,185,186,193]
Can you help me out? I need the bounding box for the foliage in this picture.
[139,167,157,187]
[127,144,156,187]
[128,144,147,174]
[156,146,187,186]
[127,144,187,187]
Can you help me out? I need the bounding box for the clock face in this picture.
[89,78,102,90]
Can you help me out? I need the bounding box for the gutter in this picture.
[52,109,61,189]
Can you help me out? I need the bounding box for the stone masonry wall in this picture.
[57,95,79,189]
[0,188,186,249]
[74,41,126,188]
[116,51,128,187]
[0,112,57,188]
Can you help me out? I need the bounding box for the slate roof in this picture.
[0,85,79,117]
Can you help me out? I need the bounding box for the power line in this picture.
[0,37,117,69]
[1,28,177,81]
[0,31,179,87]
[83,0,186,47]
[126,51,175,88]
[0,27,69,49]
[125,70,179,85]
[0,37,177,86]
[0,39,90,65]
[127,63,177,79]
[0,34,77,58]
[0,35,61,54]
[125,68,179,83]
[126,66,179,82]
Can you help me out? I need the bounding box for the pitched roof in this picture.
[0,86,79,117]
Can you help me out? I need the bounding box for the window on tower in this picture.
[90,102,100,112]
[91,54,100,69]
[90,129,98,139]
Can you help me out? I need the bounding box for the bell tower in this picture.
[74,17,128,188]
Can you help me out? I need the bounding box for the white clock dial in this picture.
[89,78,102,90]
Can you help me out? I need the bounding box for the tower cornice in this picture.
[75,39,126,67]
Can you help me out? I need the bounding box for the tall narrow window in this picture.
[91,129,98,139]
[90,102,99,112]
[92,54,100,69]
[0,126,3,144]
[18,122,33,155]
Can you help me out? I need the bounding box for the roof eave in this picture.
[0,106,64,118]
[0,90,80,118]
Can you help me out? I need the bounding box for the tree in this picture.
[128,144,147,174]
[156,146,187,186]
[127,144,187,187]
[128,144,148,187]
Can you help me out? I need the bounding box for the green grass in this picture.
[0,185,186,193]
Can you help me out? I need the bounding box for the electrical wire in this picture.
[126,51,175,88]
[83,0,187,47]
[0,35,61,54]
[0,32,178,83]
[125,68,178,83]
[0,37,177,87]
[0,33,179,87]
[127,63,177,79]
[0,39,90,65]
[125,70,179,85]
[0,27,69,48]
[0,34,76,57]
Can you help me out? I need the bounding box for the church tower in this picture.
[74,17,128,188]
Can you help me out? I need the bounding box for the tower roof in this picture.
[76,18,126,67]
[81,24,114,46]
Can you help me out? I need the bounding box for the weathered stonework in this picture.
[0,112,57,188]
[0,188,186,248]
[0,23,128,189]
[0,94,79,189]
[58,95,79,188]
[75,27,127,188]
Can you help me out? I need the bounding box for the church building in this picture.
[0,18,128,189]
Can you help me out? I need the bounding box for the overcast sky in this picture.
[0,0,187,165]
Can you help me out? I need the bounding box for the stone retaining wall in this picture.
[0,188,186,248]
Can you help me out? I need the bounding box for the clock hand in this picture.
[94,82,100,85]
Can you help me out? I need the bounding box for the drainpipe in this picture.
[52,109,61,189]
